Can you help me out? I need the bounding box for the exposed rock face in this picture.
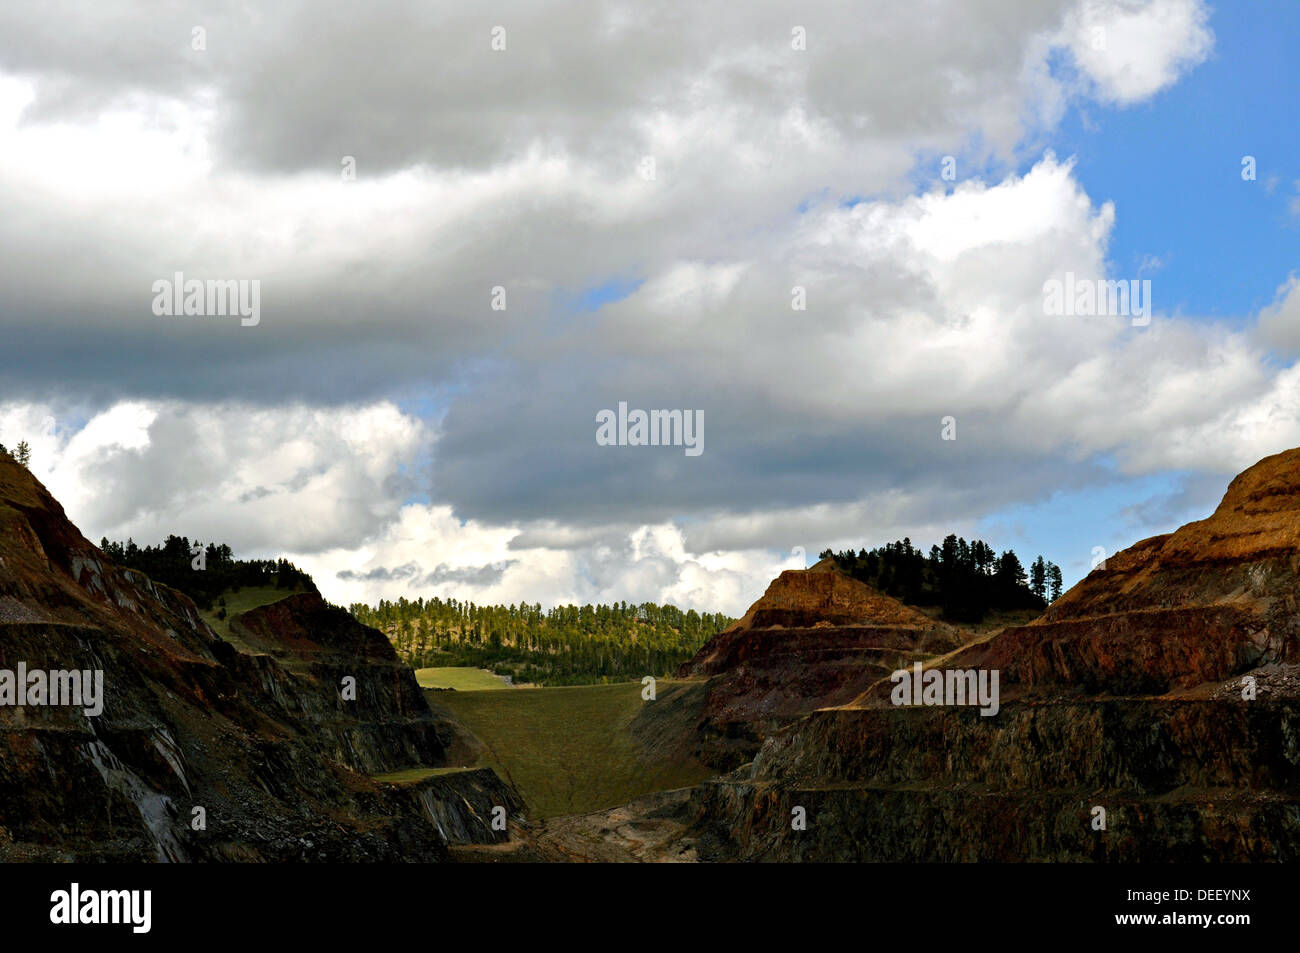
[682,450,1300,861]
[685,696,1300,861]
[225,593,458,775]
[661,562,964,768]
[878,447,1300,703]
[0,457,522,861]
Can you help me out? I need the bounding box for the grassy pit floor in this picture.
[429,680,711,820]
[416,667,513,691]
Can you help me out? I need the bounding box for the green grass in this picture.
[415,666,512,691]
[198,585,306,646]
[430,680,711,820]
[370,766,481,784]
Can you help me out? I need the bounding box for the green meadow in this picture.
[430,680,710,820]
[416,667,512,691]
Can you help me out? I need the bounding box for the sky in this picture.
[1,0,1298,616]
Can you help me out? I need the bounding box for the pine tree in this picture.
[14,441,30,468]
[1047,562,1063,601]
[1030,556,1047,600]
[994,550,1027,587]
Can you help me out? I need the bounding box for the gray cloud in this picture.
[0,0,1251,614]
[338,560,515,588]
[0,0,1096,408]
[0,1,1073,173]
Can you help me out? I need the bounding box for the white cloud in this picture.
[1063,0,1213,104]
[291,506,794,616]
[1,399,425,553]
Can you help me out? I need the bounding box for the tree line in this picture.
[348,596,733,686]
[99,535,314,611]
[820,535,1062,623]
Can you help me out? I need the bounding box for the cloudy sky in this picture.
[2,0,1298,615]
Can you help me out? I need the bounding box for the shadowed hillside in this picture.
[0,456,523,860]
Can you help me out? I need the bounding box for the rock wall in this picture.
[657,562,963,768]
[682,450,1300,861]
[0,457,521,861]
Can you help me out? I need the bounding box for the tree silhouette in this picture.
[1030,556,1047,599]
[825,536,1049,622]
[1047,563,1063,601]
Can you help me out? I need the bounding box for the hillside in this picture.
[651,560,967,768]
[677,448,1300,861]
[0,455,522,860]
[822,536,1057,622]
[351,596,732,686]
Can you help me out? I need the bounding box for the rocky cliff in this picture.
[681,449,1300,861]
[0,456,522,861]
[929,448,1300,699]
[652,562,964,768]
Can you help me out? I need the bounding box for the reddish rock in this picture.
[679,450,1300,862]
[662,561,964,768]
[872,447,1300,705]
